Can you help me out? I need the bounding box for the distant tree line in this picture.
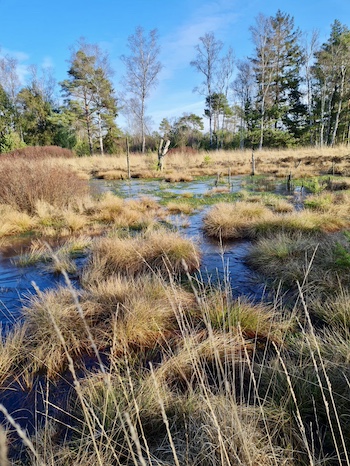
[1,11,350,154]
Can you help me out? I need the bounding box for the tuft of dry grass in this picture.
[95,169,126,180]
[164,173,194,183]
[83,228,200,283]
[203,201,274,239]
[19,286,102,378]
[0,207,35,237]
[204,292,293,344]
[92,193,161,230]
[166,201,195,215]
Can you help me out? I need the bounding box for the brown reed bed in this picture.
[56,145,350,180]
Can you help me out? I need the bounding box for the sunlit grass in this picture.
[82,228,200,284]
[203,201,274,239]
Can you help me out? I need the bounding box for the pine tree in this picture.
[250,11,305,147]
[61,41,118,155]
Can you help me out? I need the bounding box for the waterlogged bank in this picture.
[0,176,266,324]
[0,174,350,464]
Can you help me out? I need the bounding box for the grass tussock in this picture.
[19,286,106,378]
[93,192,161,230]
[0,207,36,237]
[204,199,350,240]
[83,228,200,283]
[203,201,274,239]
[164,173,194,183]
[204,292,293,344]
[95,169,126,180]
[247,230,350,296]
[166,201,195,214]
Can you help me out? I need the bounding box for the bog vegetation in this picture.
[0,144,348,465]
[2,5,350,464]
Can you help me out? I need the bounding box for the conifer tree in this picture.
[61,40,117,155]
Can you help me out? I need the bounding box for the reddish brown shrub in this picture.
[0,159,89,213]
[2,145,75,159]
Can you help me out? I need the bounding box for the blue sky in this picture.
[0,0,349,131]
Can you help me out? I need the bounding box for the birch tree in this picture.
[190,32,223,147]
[250,14,276,149]
[121,27,162,153]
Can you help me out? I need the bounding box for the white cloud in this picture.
[159,0,239,79]
[41,56,54,69]
[0,47,30,85]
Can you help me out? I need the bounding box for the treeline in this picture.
[1,11,350,154]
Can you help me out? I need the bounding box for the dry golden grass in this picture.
[95,169,126,180]
[0,208,36,237]
[263,196,295,213]
[92,193,161,230]
[60,209,89,232]
[0,325,27,385]
[163,173,194,182]
[19,287,91,379]
[83,228,200,283]
[203,292,293,344]
[56,145,350,180]
[246,230,350,296]
[204,197,350,240]
[205,186,232,195]
[166,201,195,214]
[249,210,350,237]
[203,201,274,239]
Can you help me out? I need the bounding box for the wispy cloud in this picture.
[146,0,240,127]
[41,56,54,69]
[160,0,240,78]
[151,97,205,122]
[0,47,30,84]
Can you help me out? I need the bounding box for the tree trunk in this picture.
[259,113,264,150]
[141,95,146,153]
[331,67,346,146]
[319,85,326,147]
[157,138,170,171]
[126,137,131,179]
[84,97,93,155]
[97,112,104,155]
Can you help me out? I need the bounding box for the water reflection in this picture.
[0,175,275,325]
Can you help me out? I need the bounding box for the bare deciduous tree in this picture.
[190,32,223,147]
[121,27,162,153]
[250,13,276,149]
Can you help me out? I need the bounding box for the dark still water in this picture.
[0,176,269,325]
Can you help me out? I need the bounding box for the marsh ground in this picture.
[0,147,350,464]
